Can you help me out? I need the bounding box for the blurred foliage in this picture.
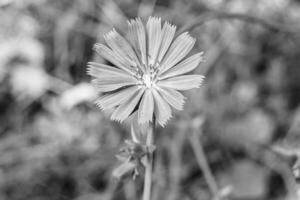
[1,0,300,199]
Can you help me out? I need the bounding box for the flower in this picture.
[87,17,204,126]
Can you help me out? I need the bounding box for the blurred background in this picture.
[1,0,300,199]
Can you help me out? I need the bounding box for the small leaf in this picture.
[112,161,136,180]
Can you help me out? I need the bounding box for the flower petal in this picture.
[111,87,145,122]
[138,89,154,124]
[95,86,140,110]
[159,52,203,80]
[128,18,147,66]
[93,43,133,75]
[130,112,149,143]
[104,29,140,68]
[91,76,137,92]
[157,22,176,63]
[151,89,172,126]
[127,22,139,58]
[157,75,204,90]
[87,62,133,79]
[156,86,185,110]
[146,17,162,66]
[159,32,195,75]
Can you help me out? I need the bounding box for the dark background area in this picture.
[1,0,300,199]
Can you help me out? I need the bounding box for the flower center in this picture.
[142,74,152,88]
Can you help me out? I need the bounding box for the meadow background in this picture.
[1,0,300,199]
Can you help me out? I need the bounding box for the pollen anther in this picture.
[143,74,152,88]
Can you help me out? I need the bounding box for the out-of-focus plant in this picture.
[87,16,204,200]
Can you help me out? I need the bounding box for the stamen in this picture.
[143,74,152,88]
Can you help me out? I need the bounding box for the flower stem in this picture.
[189,130,221,200]
[142,121,155,200]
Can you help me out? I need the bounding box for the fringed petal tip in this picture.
[110,116,122,123]
[103,28,117,37]
[165,21,176,29]
[171,96,186,111]
[196,75,205,88]
[127,17,141,25]
[195,51,205,63]
[92,43,101,51]
[86,62,99,76]
[148,16,162,21]
[94,101,104,110]
[86,65,92,76]
[178,31,196,42]
[156,114,172,127]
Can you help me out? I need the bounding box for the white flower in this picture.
[87,17,204,126]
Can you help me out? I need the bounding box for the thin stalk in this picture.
[189,130,221,200]
[142,120,155,200]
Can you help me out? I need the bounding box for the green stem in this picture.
[142,121,155,200]
[190,130,221,200]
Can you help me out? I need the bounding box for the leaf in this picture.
[112,161,136,180]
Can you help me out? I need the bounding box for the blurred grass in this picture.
[1,0,300,199]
